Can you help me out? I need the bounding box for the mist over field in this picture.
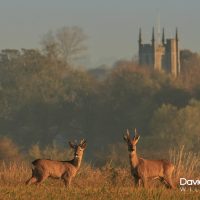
[0,34,200,160]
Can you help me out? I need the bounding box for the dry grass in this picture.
[169,146,200,182]
[0,147,199,200]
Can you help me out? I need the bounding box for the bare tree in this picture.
[40,30,58,60]
[41,26,87,65]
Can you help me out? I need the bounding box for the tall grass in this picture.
[0,146,199,199]
[0,161,29,185]
[169,145,200,183]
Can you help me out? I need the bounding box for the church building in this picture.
[138,28,180,77]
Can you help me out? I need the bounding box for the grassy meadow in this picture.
[0,147,199,200]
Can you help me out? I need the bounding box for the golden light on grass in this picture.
[0,146,199,200]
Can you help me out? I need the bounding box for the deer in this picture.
[123,129,175,189]
[26,139,86,187]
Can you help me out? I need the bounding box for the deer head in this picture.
[69,139,87,158]
[123,129,140,152]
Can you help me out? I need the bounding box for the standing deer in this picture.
[123,129,175,189]
[26,139,86,187]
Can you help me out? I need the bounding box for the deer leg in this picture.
[158,176,169,188]
[159,176,165,183]
[138,179,142,187]
[133,177,140,187]
[141,177,147,188]
[26,177,37,185]
[163,176,175,189]
[163,165,175,189]
[26,169,38,185]
[62,173,72,187]
[32,168,49,185]
[63,177,72,187]
[36,173,49,184]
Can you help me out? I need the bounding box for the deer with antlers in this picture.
[123,129,175,189]
[26,139,86,187]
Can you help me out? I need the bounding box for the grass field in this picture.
[0,147,199,200]
[1,185,200,200]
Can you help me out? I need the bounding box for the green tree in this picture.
[150,100,200,151]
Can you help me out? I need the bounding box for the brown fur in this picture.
[124,129,175,189]
[26,139,86,187]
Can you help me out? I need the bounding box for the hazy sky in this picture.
[0,0,199,67]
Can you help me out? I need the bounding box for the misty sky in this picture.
[0,0,199,67]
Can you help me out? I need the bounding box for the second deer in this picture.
[123,129,175,189]
[26,139,86,187]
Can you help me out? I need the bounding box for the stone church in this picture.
[138,28,180,77]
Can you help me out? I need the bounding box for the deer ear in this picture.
[134,128,140,140]
[81,142,87,149]
[135,135,140,143]
[69,141,75,149]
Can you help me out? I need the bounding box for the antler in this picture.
[134,128,140,140]
[80,139,85,144]
[127,129,131,138]
[79,139,86,148]
[79,139,86,146]
[124,129,131,142]
[134,128,138,137]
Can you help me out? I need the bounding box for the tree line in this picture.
[0,26,200,162]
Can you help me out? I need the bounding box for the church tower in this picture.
[138,27,142,66]
[176,28,181,75]
[138,27,181,77]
